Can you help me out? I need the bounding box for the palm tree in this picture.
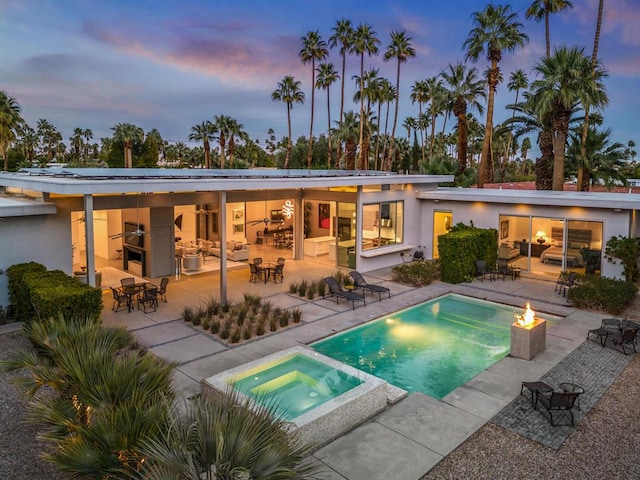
[501,69,529,181]
[299,30,328,168]
[530,46,608,190]
[189,121,216,169]
[271,76,305,168]
[212,114,234,169]
[578,0,605,191]
[316,62,339,168]
[383,30,416,171]
[440,63,486,177]
[411,80,429,163]
[520,137,533,174]
[226,118,248,166]
[135,393,317,480]
[328,18,354,126]
[334,111,359,169]
[36,118,62,162]
[464,4,529,187]
[424,76,447,159]
[70,127,83,161]
[82,128,93,163]
[112,123,144,168]
[525,0,574,57]
[0,90,23,171]
[567,126,626,191]
[351,23,380,170]
[377,79,396,170]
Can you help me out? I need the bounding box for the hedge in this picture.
[568,276,637,315]
[438,226,498,284]
[6,262,48,323]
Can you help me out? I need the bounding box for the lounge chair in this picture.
[536,389,581,426]
[324,277,366,310]
[475,260,493,282]
[587,317,623,346]
[349,271,390,301]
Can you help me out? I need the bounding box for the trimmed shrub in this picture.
[7,262,52,323]
[568,276,637,315]
[439,223,498,283]
[392,259,440,287]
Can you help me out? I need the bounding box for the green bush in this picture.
[568,276,637,315]
[392,259,440,287]
[438,224,498,283]
[6,262,47,323]
[25,270,103,325]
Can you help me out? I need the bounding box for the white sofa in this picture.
[209,241,250,261]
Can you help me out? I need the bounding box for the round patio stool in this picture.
[559,383,584,410]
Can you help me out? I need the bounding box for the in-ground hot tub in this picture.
[201,346,392,449]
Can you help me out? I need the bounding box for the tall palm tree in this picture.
[530,46,608,190]
[440,63,486,177]
[328,18,354,126]
[578,0,605,191]
[82,128,93,163]
[423,76,447,159]
[189,121,216,169]
[410,80,429,163]
[271,76,305,168]
[377,79,396,170]
[212,114,234,169]
[36,118,62,162]
[351,23,380,170]
[0,91,23,172]
[70,127,83,161]
[299,30,328,168]
[316,62,339,168]
[383,30,416,171]
[112,122,144,168]
[526,0,574,57]
[464,4,529,187]
[226,118,248,166]
[501,69,529,180]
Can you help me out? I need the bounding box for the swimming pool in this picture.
[312,293,552,399]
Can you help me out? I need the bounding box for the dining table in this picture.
[260,262,276,283]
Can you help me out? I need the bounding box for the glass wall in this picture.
[362,201,404,251]
[336,202,356,268]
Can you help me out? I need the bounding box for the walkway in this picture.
[100,264,613,480]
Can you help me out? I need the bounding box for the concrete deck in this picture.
[97,260,612,480]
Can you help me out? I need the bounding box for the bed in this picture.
[539,227,591,266]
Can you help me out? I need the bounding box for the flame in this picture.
[516,302,536,327]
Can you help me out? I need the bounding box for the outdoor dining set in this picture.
[249,257,285,284]
[110,276,169,313]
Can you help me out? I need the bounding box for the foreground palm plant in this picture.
[135,391,318,480]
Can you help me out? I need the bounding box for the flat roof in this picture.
[0,195,57,217]
[418,187,640,210]
[0,168,452,195]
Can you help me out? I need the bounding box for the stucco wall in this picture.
[0,213,70,306]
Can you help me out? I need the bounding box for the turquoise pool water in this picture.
[228,353,363,421]
[312,294,546,399]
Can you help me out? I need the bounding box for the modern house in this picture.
[0,167,638,307]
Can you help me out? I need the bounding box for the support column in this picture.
[83,194,97,287]
[294,192,303,260]
[219,191,227,303]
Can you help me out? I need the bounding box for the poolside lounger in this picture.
[349,271,390,301]
[324,277,366,310]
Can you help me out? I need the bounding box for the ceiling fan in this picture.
[248,191,285,226]
[109,194,146,239]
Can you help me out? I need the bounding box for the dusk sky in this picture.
[1,0,638,153]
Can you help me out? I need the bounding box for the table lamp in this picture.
[535,230,547,244]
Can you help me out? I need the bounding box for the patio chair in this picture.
[349,271,390,301]
[249,263,263,283]
[276,257,286,265]
[270,263,284,283]
[323,277,366,310]
[110,286,129,313]
[137,287,158,313]
[587,317,622,347]
[495,258,511,281]
[252,257,264,276]
[475,260,493,282]
[536,389,581,426]
[557,272,577,297]
[605,327,639,355]
[120,277,136,287]
[156,277,169,302]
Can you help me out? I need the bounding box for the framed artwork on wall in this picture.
[233,208,244,221]
[500,220,509,239]
[233,223,244,234]
[318,203,330,229]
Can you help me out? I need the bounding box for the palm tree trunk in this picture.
[285,105,292,169]
[326,87,332,169]
[357,54,365,170]
[429,113,437,159]
[388,61,401,170]
[544,11,551,57]
[339,52,346,125]
[374,102,382,170]
[307,59,316,168]
[478,63,498,188]
[552,127,567,191]
[381,100,391,170]
[219,135,226,169]
[535,128,554,190]
[456,111,468,176]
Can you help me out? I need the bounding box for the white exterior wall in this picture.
[0,213,70,306]
[421,199,629,280]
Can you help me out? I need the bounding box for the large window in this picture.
[362,201,404,250]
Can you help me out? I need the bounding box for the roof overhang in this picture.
[0,195,57,217]
[0,168,452,195]
[418,187,640,210]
